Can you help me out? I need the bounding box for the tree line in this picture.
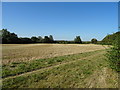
[0,29,88,44]
[0,29,55,44]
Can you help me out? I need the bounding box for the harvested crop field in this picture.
[2,44,118,88]
[2,44,108,65]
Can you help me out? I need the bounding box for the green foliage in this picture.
[102,32,120,45]
[31,36,39,43]
[49,35,54,41]
[38,36,43,42]
[42,36,51,43]
[0,29,55,44]
[74,36,82,44]
[0,29,20,44]
[42,36,54,43]
[91,38,97,44]
[55,40,75,44]
[82,41,91,44]
[19,37,32,43]
[0,29,87,44]
[106,32,120,72]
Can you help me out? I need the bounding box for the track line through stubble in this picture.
[3,50,105,80]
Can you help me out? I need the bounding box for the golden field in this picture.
[2,44,107,65]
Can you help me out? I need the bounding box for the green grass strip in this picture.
[2,50,103,78]
[3,50,108,88]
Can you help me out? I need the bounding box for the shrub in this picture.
[91,38,97,44]
[106,32,120,72]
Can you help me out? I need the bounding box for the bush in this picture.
[91,38,97,44]
[106,33,120,72]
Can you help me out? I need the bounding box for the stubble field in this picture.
[2,44,118,88]
[2,44,107,65]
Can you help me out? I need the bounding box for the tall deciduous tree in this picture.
[38,36,43,43]
[31,36,39,43]
[74,36,82,44]
[49,35,54,41]
[0,29,19,44]
[43,36,51,43]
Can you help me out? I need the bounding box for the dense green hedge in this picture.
[105,32,120,72]
[102,32,120,45]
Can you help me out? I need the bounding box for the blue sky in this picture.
[2,2,118,41]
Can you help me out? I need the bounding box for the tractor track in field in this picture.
[3,50,105,80]
[86,67,107,88]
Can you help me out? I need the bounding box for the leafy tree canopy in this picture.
[91,38,97,44]
[74,36,82,44]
